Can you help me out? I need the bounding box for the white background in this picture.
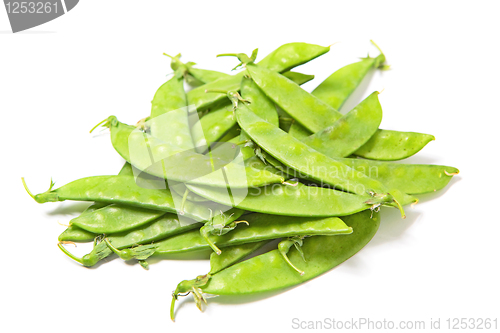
[1,1,499,332]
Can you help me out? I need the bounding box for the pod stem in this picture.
[89,118,108,133]
[370,40,389,70]
[170,292,178,322]
[21,177,35,200]
[200,226,222,255]
[393,198,406,219]
[278,238,305,276]
[57,243,83,264]
[104,238,121,256]
[90,116,117,133]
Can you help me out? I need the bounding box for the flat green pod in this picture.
[202,210,379,295]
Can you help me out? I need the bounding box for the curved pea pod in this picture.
[202,210,379,295]
[58,225,97,243]
[102,116,284,188]
[235,103,405,214]
[153,214,353,257]
[311,41,387,111]
[170,210,380,319]
[301,91,382,158]
[188,182,371,217]
[69,204,166,234]
[281,71,314,85]
[150,76,187,119]
[191,104,235,152]
[247,64,342,133]
[341,158,459,194]
[24,175,227,222]
[354,130,435,161]
[58,213,203,267]
[187,42,330,112]
[241,75,279,127]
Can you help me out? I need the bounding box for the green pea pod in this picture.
[70,204,166,234]
[150,76,187,120]
[203,210,378,295]
[311,40,387,111]
[191,72,315,152]
[154,214,352,257]
[240,75,279,127]
[58,163,135,242]
[187,182,371,217]
[341,159,459,194]
[58,213,203,267]
[58,225,97,243]
[187,42,329,112]
[24,175,228,222]
[353,130,435,161]
[235,102,404,214]
[170,210,379,320]
[281,71,314,86]
[301,91,382,157]
[247,64,341,133]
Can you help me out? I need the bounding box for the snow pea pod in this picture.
[235,103,404,213]
[341,158,459,194]
[282,71,314,86]
[353,130,435,161]
[170,210,379,319]
[312,40,387,111]
[152,214,352,257]
[248,65,434,161]
[187,42,329,112]
[58,163,135,242]
[25,175,225,222]
[187,182,371,217]
[247,65,342,133]
[301,91,382,157]
[58,225,97,243]
[69,204,166,234]
[150,76,186,120]
[240,75,279,127]
[202,210,379,295]
[58,213,203,267]
[191,72,315,151]
[101,116,284,188]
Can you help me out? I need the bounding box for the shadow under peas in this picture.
[47,201,92,216]
[412,176,461,204]
[366,207,421,249]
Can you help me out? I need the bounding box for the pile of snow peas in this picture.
[22,41,459,321]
